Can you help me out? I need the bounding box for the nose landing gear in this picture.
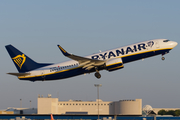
[94,67,101,79]
[161,51,169,61]
[161,53,165,60]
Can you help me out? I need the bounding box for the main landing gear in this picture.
[94,67,101,79]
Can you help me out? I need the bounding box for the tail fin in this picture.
[5,45,52,73]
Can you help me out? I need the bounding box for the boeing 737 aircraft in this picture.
[5,39,177,82]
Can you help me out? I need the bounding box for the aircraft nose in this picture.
[171,41,178,48]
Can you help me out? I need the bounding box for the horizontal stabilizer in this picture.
[7,73,30,76]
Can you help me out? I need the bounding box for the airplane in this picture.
[5,39,177,82]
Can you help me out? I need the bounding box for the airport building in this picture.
[1,95,180,116]
[37,95,142,115]
[1,95,180,120]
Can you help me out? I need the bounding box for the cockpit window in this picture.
[163,40,170,42]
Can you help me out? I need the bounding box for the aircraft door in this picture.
[155,41,160,48]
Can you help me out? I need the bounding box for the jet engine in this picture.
[105,58,124,71]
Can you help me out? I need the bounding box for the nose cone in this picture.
[171,41,178,48]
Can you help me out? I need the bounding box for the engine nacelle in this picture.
[105,58,124,72]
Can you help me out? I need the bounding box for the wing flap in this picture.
[85,66,95,70]
[82,63,95,69]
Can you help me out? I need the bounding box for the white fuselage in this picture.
[18,39,177,81]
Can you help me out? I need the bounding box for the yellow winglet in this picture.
[57,45,70,56]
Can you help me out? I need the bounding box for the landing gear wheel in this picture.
[95,72,101,79]
[162,57,165,60]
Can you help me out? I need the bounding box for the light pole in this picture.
[30,100,31,108]
[20,99,22,108]
[94,84,102,120]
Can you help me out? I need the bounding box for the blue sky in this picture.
[0,0,180,109]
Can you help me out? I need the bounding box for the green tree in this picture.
[158,109,180,116]
[174,110,180,116]
[166,110,175,115]
[158,109,167,115]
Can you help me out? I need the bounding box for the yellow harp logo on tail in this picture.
[12,54,26,69]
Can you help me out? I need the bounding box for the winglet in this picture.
[57,45,71,56]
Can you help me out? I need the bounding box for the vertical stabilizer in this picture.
[5,45,51,73]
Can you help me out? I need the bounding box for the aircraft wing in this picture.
[57,45,105,70]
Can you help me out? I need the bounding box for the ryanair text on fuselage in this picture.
[91,41,154,60]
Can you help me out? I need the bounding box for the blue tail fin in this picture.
[5,45,52,73]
